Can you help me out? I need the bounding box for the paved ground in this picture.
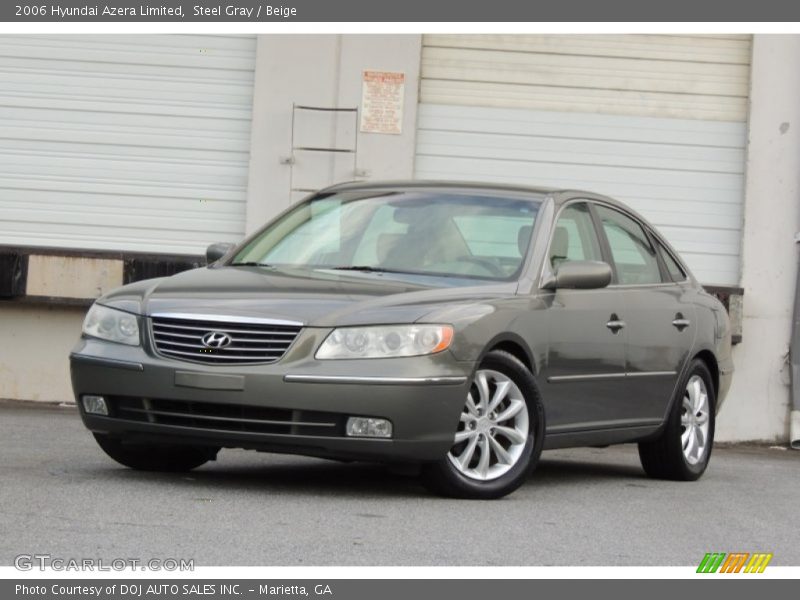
[0,402,798,566]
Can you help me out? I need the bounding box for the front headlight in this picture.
[315,324,453,359]
[82,304,140,346]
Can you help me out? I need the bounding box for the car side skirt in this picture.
[543,423,662,449]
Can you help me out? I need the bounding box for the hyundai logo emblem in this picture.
[201,331,232,349]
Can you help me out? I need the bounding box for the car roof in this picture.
[321,179,558,197]
[319,179,624,208]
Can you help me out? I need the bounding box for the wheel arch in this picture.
[651,346,721,438]
[693,349,720,399]
[665,348,719,419]
[480,333,538,375]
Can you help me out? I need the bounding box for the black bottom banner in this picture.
[3,579,794,600]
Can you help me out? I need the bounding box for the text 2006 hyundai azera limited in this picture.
[70,181,733,498]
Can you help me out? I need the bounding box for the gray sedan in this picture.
[70,181,733,499]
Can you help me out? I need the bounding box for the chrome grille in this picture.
[150,315,302,365]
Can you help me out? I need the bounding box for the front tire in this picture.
[638,359,716,481]
[422,350,545,499]
[93,434,219,472]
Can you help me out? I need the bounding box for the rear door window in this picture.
[654,237,687,282]
[595,205,661,285]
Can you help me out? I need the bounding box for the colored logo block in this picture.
[697,552,773,573]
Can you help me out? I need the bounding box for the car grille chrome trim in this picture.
[150,313,303,327]
[150,315,302,365]
[150,322,299,336]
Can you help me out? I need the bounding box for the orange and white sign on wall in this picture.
[360,70,405,135]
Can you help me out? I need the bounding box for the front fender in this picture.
[428,296,548,375]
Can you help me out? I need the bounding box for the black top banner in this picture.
[3,0,800,22]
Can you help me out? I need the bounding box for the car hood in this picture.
[99,266,515,327]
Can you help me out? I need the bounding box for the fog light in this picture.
[346,417,392,438]
[82,395,108,416]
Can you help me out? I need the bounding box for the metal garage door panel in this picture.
[422,47,749,97]
[417,154,742,198]
[416,130,745,174]
[423,34,752,65]
[0,34,256,254]
[421,80,747,122]
[416,105,747,147]
[421,34,751,121]
[415,104,745,286]
[417,35,749,286]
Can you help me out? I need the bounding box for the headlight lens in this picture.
[316,325,453,359]
[82,304,140,346]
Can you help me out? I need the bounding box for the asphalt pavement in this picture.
[1,401,797,566]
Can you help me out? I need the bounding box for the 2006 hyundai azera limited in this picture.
[70,181,733,498]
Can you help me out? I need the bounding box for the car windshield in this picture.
[230,190,542,281]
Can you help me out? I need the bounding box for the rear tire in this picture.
[638,359,715,481]
[421,350,545,499]
[93,434,219,472]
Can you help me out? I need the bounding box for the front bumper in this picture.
[70,332,474,463]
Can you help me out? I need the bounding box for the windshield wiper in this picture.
[228,262,275,267]
[328,265,459,278]
[328,265,399,273]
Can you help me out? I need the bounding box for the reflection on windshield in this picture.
[231,191,542,281]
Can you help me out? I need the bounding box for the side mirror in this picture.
[545,260,612,290]
[206,242,235,264]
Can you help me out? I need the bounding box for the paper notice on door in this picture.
[360,70,405,135]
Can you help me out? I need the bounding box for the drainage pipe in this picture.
[790,232,800,449]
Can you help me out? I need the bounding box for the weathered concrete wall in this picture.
[0,304,84,403]
[716,35,800,442]
[26,255,123,299]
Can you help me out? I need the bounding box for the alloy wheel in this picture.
[447,369,530,481]
[681,375,710,465]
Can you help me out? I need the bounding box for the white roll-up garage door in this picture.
[415,35,751,286]
[0,35,256,254]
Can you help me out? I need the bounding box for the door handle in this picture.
[672,318,691,331]
[606,314,625,334]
